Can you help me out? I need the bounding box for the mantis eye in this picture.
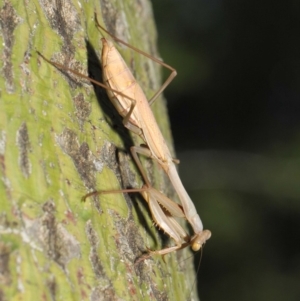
[192,242,201,252]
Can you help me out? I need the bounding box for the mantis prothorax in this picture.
[37,12,211,256]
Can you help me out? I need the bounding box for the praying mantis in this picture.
[37,12,211,258]
[95,15,211,253]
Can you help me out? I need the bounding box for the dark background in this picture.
[152,0,300,300]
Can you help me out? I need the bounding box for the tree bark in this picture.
[0,0,199,300]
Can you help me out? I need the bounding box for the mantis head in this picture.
[191,230,212,252]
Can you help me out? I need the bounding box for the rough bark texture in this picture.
[0,0,198,300]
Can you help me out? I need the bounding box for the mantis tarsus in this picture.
[37,12,211,258]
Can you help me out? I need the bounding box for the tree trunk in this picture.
[0,0,199,300]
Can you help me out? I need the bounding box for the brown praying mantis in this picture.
[95,14,211,253]
[37,12,211,258]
